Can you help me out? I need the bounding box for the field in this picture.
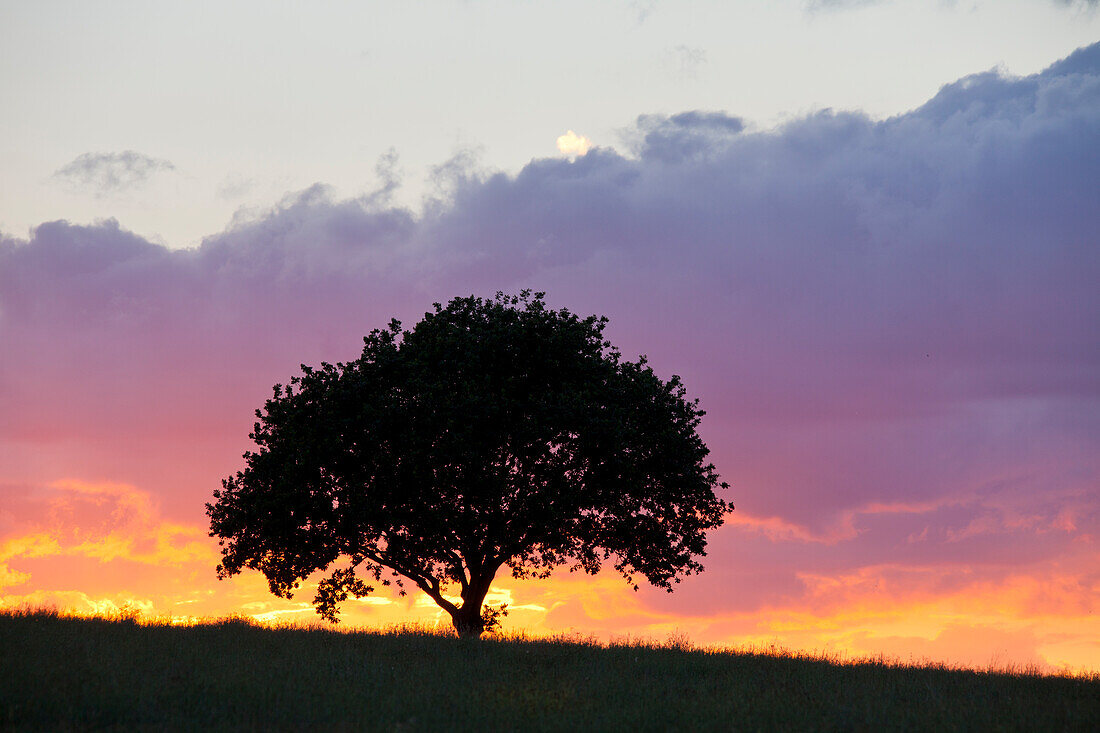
[2,608,1097,731]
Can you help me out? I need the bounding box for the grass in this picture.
[1,607,1097,731]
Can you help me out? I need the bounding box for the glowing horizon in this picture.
[3,478,1097,673]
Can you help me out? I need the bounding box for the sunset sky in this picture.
[2,0,1099,673]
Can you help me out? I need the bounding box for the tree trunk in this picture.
[450,605,486,639]
[449,572,493,639]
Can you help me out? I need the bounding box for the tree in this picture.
[207,291,731,638]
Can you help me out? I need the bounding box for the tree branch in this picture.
[362,548,459,616]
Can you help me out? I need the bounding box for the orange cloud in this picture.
[3,480,214,571]
[0,480,218,616]
[724,511,856,543]
[725,496,969,545]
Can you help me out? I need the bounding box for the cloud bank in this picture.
[2,42,1099,668]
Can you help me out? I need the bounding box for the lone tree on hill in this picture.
[207,291,731,638]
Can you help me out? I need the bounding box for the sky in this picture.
[1,0,1099,673]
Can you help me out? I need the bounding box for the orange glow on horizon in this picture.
[1,479,1098,675]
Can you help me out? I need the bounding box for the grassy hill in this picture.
[1,608,1097,731]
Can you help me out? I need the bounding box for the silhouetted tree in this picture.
[207,292,731,638]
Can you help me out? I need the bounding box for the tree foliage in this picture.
[207,291,731,637]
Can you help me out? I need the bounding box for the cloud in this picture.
[53,151,175,195]
[371,147,403,205]
[0,479,220,622]
[2,43,1099,666]
[0,481,214,577]
[5,43,1097,512]
[804,0,888,11]
[665,45,707,80]
[216,173,254,201]
[628,0,659,24]
[556,130,592,157]
[627,110,744,163]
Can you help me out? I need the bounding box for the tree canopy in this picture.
[207,291,731,637]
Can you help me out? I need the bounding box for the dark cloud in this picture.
[53,151,175,195]
[2,43,1098,606]
[628,110,745,162]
